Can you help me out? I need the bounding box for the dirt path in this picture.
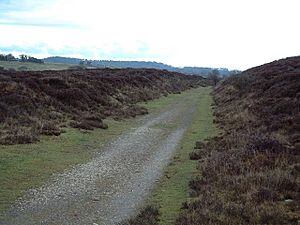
[1,91,200,225]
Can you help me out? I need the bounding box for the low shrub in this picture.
[119,205,160,225]
[69,119,108,130]
[189,149,207,160]
[194,141,205,149]
[0,127,38,145]
[40,121,61,136]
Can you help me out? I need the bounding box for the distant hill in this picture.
[44,56,239,76]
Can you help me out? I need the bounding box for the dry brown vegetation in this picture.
[120,206,160,225]
[177,56,300,225]
[0,68,208,145]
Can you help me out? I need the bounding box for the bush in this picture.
[228,73,256,93]
[189,150,207,160]
[119,205,160,225]
[69,119,108,130]
[0,127,38,145]
[194,141,205,149]
[40,122,61,136]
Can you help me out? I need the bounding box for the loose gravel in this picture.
[1,95,197,225]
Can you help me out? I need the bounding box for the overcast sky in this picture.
[0,0,299,70]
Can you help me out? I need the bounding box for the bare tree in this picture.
[208,69,221,86]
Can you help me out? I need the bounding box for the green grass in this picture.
[0,88,205,215]
[0,119,134,213]
[146,87,218,225]
[0,61,72,71]
[139,91,190,114]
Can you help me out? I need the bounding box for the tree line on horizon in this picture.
[0,53,44,64]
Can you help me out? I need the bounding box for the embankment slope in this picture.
[176,56,300,225]
[0,68,208,145]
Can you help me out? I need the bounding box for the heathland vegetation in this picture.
[0,87,211,215]
[0,68,209,145]
[0,69,209,215]
[1,54,299,224]
[176,56,300,225]
[123,56,300,225]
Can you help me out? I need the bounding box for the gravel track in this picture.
[1,94,198,225]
